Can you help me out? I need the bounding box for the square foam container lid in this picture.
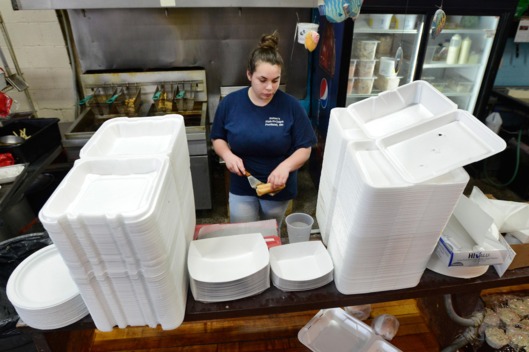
[347,80,457,139]
[298,308,401,352]
[79,114,185,159]
[375,110,506,183]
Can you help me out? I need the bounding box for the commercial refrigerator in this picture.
[309,0,518,184]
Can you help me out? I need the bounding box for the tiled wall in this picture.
[0,4,75,121]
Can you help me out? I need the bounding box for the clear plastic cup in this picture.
[285,213,314,243]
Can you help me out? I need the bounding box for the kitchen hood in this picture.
[12,0,318,10]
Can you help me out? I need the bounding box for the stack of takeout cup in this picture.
[317,81,506,294]
[39,115,194,331]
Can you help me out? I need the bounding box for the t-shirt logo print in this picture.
[264,117,284,127]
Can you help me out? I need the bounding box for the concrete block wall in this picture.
[0,4,75,121]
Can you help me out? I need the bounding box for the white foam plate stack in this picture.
[7,245,89,330]
[317,81,506,294]
[38,115,194,332]
[188,233,270,302]
[269,241,333,292]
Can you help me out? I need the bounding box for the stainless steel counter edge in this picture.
[12,0,318,10]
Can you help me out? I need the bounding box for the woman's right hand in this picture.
[212,139,245,176]
[223,153,245,176]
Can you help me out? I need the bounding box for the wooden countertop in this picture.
[184,265,529,322]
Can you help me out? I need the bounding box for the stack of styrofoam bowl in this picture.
[317,81,507,294]
[269,241,333,292]
[38,115,194,331]
[6,244,89,330]
[187,233,270,302]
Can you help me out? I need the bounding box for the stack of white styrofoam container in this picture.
[39,115,194,331]
[317,81,506,294]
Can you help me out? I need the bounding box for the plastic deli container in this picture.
[353,40,380,60]
[368,14,393,29]
[356,60,378,77]
[378,57,397,77]
[347,78,355,95]
[393,14,418,30]
[353,77,376,95]
[376,35,393,56]
[448,79,473,93]
[374,75,401,91]
[348,59,357,78]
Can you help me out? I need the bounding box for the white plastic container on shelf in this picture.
[353,40,380,60]
[393,14,418,29]
[446,34,462,64]
[356,59,378,77]
[353,77,377,94]
[368,14,393,29]
[378,57,397,77]
[458,36,472,64]
[374,74,401,91]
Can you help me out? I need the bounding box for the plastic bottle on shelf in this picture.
[458,36,472,64]
[446,34,461,64]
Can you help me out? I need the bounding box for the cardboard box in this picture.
[507,243,529,270]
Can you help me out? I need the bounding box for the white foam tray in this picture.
[298,308,402,352]
[269,241,333,282]
[347,80,457,139]
[188,233,269,283]
[376,110,506,184]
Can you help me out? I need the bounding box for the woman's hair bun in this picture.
[259,31,280,51]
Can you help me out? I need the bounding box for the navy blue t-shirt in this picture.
[210,87,316,201]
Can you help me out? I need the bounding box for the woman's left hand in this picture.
[267,147,312,190]
[267,164,290,190]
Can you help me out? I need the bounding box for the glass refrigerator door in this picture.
[421,15,499,113]
[346,13,425,106]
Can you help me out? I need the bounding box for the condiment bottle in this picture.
[458,36,472,64]
[446,34,461,64]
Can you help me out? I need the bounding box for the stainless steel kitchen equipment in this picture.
[62,69,212,210]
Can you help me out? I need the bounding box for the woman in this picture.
[210,31,317,229]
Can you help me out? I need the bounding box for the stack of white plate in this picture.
[317,81,506,294]
[188,233,270,302]
[38,115,194,332]
[6,245,89,330]
[269,241,333,292]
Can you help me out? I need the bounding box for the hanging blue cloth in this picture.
[322,0,363,23]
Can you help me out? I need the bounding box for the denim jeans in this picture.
[229,192,290,231]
